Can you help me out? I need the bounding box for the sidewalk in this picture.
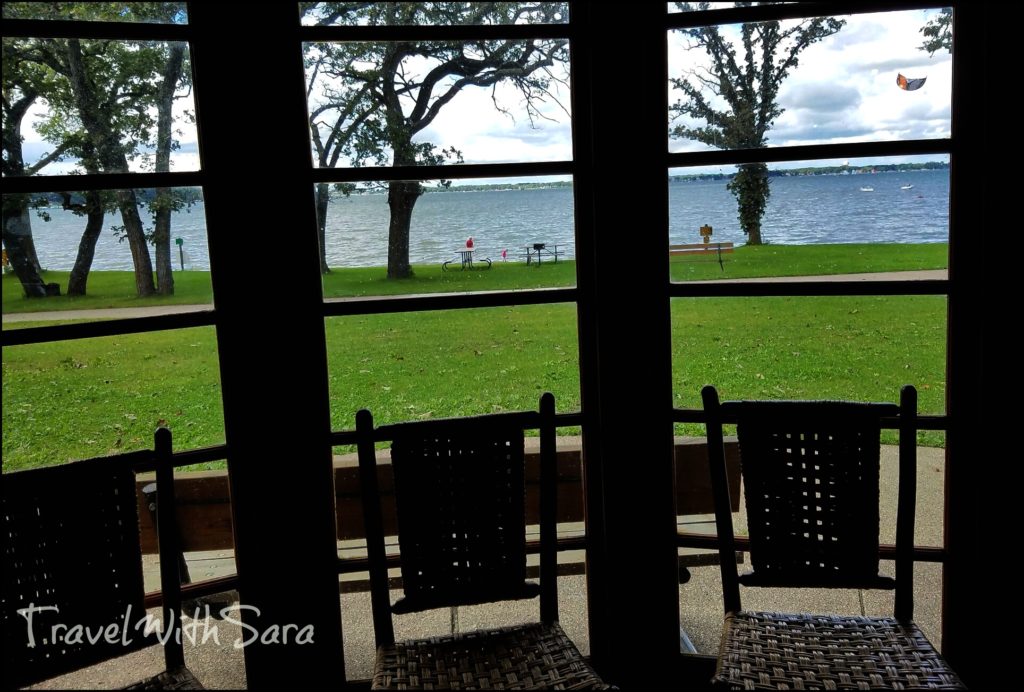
[3,270,948,324]
[29,445,946,689]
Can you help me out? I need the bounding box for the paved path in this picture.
[2,270,947,324]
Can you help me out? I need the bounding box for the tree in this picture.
[669,2,844,245]
[3,2,189,297]
[151,41,188,294]
[2,42,67,297]
[305,46,377,274]
[920,8,953,56]
[302,2,569,279]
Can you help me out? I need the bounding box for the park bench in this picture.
[669,241,734,269]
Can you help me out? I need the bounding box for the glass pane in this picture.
[2,2,188,23]
[2,327,225,472]
[301,2,568,26]
[669,9,953,152]
[2,37,198,176]
[314,177,575,294]
[304,40,571,168]
[2,188,213,322]
[325,304,580,429]
[670,295,949,435]
[668,156,949,278]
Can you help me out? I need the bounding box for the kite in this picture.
[897,73,927,91]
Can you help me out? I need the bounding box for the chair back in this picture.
[357,393,559,647]
[1,429,186,687]
[702,386,918,618]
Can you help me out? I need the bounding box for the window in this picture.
[665,2,954,656]
[3,2,1003,687]
[1,3,234,606]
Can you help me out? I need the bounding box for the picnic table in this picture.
[442,248,491,271]
[523,243,561,265]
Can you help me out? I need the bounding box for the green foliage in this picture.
[670,3,845,244]
[4,3,190,170]
[920,8,953,56]
[3,2,193,297]
[727,163,770,241]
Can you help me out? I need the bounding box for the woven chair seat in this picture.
[122,666,204,690]
[714,611,965,690]
[371,621,607,690]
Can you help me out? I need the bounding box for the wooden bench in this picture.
[669,241,734,269]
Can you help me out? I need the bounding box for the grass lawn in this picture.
[2,270,216,314]
[3,244,949,469]
[3,293,947,471]
[2,243,948,313]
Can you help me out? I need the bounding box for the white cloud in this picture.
[669,8,953,164]
[13,9,953,180]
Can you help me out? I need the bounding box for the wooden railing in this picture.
[137,438,741,554]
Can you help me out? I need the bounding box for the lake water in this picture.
[18,169,948,271]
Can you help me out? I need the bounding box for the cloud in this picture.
[826,20,890,50]
[769,119,880,145]
[784,83,862,113]
[863,54,950,73]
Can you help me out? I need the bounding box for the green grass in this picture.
[2,270,215,314]
[667,242,948,281]
[3,294,947,471]
[2,244,950,469]
[2,243,947,313]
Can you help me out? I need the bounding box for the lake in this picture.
[19,169,949,271]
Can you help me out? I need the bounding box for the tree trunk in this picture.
[315,182,331,274]
[153,43,185,295]
[64,38,155,296]
[2,92,46,282]
[153,189,175,294]
[386,180,421,279]
[67,190,105,296]
[2,201,48,298]
[728,163,769,246]
[115,189,156,296]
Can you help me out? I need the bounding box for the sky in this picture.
[16,7,952,184]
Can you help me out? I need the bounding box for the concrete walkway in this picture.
[30,445,947,690]
[3,270,947,324]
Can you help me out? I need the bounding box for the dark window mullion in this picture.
[313,161,574,184]
[666,1,950,30]
[323,287,577,317]
[668,279,949,298]
[1,171,207,195]
[668,139,951,169]
[300,22,569,43]
[1,17,193,41]
[1,311,217,347]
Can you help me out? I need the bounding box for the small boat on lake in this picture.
[901,184,914,190]
[860,186,874,192]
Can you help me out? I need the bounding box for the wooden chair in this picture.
[355,392,608,690]
[1,428,202,689]
[700,385,963,689]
